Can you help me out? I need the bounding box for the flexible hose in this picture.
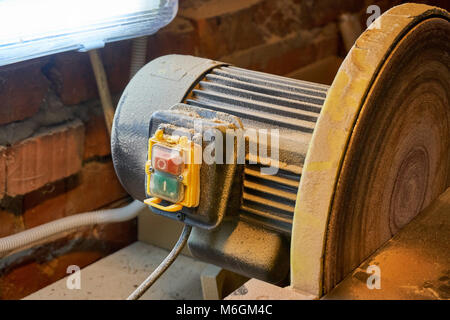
[0,200,146,256]
[127,224,192,300]
[129,37,148,79]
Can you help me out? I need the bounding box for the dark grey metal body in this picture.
[111,55,329,283]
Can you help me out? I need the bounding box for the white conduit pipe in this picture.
[0,200,146,255]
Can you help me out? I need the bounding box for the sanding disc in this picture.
[290,3,450,297]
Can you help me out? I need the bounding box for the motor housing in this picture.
[112,54,327,283]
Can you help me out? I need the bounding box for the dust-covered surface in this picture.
[324,188,450,300]
[226,278,315,300]
[24,241,208,300]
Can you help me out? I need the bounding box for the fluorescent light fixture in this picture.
[0,0,178,66]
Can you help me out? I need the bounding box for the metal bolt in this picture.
[176,213,185,221]
[178,175,184,181]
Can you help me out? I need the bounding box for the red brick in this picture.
[0,209,24,238]
[83,112,110,160]
[22,180,67,229]
[0,59,49,125]
[179,0,268,59]
[220,23,339,75]
[45,41,132,106]
[5,120,84,196]
[102,40,132,94]
[44,52,98,105]
[0,224,136,299]
[0,261,46,300]
[298,0,364,28]
[22,160,126,229]
[251,0,304,37]
[0,248,104,300]
[147,17,198,60]
[38,250,104,286]
[0,146,5,199]
[0,212,135,299]
[94,218,137,249]
[65,161,128,215]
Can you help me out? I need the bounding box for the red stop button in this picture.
[152,145,184,175]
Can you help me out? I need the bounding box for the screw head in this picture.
[176,213,185,221]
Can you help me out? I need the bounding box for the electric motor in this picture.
[111,3,450,293]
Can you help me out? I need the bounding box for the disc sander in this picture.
[291,3,450,296]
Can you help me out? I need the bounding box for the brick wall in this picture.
[0,0,447,299]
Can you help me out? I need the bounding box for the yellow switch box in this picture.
[144,129,200,212]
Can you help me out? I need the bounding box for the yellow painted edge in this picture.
[144,197,183,212]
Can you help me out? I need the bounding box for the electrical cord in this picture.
[127,224,192,300]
